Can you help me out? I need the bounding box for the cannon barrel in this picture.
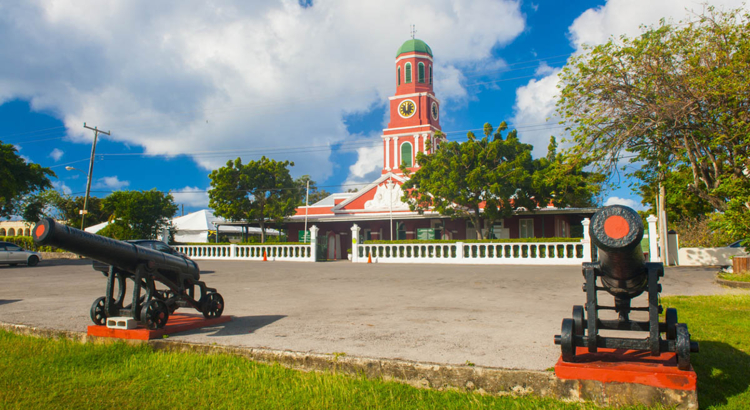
[589,205,647,300]
[32,217,200,280]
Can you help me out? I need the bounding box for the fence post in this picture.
[581,218,592,262]
[647,215,660,262]
[309,225,319,262]
[456,242,464,261]
[230,244,237,258]
[350,224,360,263]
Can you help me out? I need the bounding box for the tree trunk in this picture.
[260,221,265,243]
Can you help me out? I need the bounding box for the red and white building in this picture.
[286,39,594,260]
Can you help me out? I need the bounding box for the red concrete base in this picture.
[87,314,232,340]
[555,347,697,391]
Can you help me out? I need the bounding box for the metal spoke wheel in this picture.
[665,308,678,340]
[572,305,585,336]
[675,323,691,371]
[560,318,577,362]
[140,299,169,330]
[201,292,224,319]
[90,296,107,326]
[156,290,179,314]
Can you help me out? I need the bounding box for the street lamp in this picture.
[64,166,91,230]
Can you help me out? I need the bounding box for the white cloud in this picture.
[343,143,384,189]
[171,186,210,208]
[511,0,749,157]
[49,148,64,161]
[52,180,72,195]
[94,176,130,190]
[604,196,644,211]
[0,0,526,184]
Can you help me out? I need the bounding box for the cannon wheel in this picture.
[141,299,169,330]
[665,308,678,340]
[90,297,107,326]
[560,319,577,362]
[201,292,224,319]
[676,323,691,371]
[156,290,179,314]
[572,305,585,336]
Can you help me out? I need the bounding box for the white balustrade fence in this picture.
[350,220,592,265]
[174,243,315,262]
[354,241,589,265]
[174,225,319,262]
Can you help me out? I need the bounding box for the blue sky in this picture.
[2,0,746,216]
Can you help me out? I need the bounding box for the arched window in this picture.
[0,228,6,236]
[397,66,401,86]
[400,142,413,168]
[24,228,30,236]
[17,229,23,237]
[418,62,425,83]
[8,228,15,236]
[429,65,433,84]
[405,63,412,83]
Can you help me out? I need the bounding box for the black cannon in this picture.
[554,205,698,370]
[32,217,224,330]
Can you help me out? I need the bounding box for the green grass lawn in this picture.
[718,272,750,282]
[0,293,748,409]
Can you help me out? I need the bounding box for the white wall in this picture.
[678,247,748,266]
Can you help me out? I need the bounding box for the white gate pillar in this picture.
[350,224,360,263]
[646,215,660,262]
[309,225,319,262]
[581,218,592,262]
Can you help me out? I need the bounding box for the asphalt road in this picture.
[0,258,736,370]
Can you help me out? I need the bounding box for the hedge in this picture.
[363,237,582,245]
[0,236,64,253]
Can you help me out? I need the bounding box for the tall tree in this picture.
[0,142,55,218]
[20,190,107,228]
[208,156,297,243]
[557,7,750,217]
[99,190,177,240]
[402,124,536,239]
[294,175,331,205]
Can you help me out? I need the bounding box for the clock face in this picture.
[398,99,416,118]
[431,102,439,121]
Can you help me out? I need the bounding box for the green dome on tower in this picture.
[396,39,432,58]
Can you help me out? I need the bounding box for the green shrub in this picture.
[0,236,63,253]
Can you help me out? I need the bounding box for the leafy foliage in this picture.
[208,157,297,243]
[19,190,107,228]
[557,7,750,243]
[670,214,739,248]
[402,124,601,239]
[0,142,55,218]
[294,175,331,205]
[99,190,177,240]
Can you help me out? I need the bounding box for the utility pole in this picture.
[303,180,310,242]
[81,123,110,230]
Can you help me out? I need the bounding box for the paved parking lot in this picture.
[0,259,735,370]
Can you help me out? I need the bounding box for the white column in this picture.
[350,224,360,263]
[646,215,660,262]
[423,133,429,153]
[581,218,591,262]
[310,225,319,262]
[394,137,400,169]
[384,137,391,171]
[414,134,420,167]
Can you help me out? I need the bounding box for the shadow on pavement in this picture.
[175,315,287,337]
[0,299,21,306]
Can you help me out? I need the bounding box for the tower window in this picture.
[405,63,412,84]
[418,62,425,83]
[429,65,433,84]
[400,142,413,168]
[398,66,401,86]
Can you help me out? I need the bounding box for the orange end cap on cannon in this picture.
[603,215,629,239]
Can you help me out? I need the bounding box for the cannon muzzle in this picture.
[589,205,647,300]
[32,217,199,280]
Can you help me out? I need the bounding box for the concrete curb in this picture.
[716,278,750,289]
[0,321,697,409]
[39,252,80,260]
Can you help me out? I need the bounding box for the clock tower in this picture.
[382,38,443,175]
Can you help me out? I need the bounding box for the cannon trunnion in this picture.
[554,205,698,370]
[33,217,224,330]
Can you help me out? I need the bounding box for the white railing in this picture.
[354,241,589,265]
[174,226,319,262]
